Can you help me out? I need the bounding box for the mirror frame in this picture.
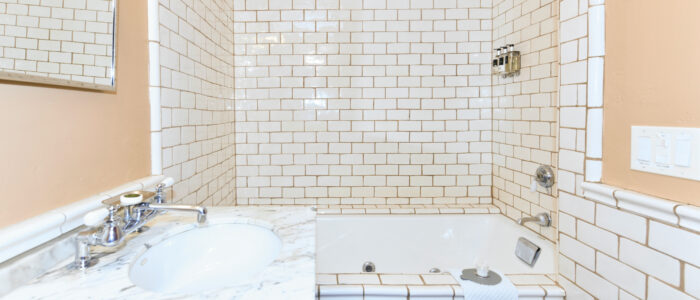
[0,0,117,91]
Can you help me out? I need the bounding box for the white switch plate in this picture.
[631,126,700,181]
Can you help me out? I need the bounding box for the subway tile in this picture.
[596,252,646,298]
[407,285,453,299]
[560,234,595,270]
[420,274,458,285]
[619,238,680,287]
[558,254,576,281]
[319,284,364,299]
[556,277,593,300]
[685,263,700,299]
[618,289,639,300]
[649,221,700,267]
[338,274,381,284]
[575,265,619,300]
[595,204,647,243]
[584,160,602,183]
[379,274,423,285]
[587,58,604,108]
[516,285,545,299]
[560,14,587,42]
[588,6,605,57]
[560,0,578,21]
[364,285,408,300]
[560,61,587,84]
[559,192,594,223]
[507,274,555,285]
[317,274,338,285]
[560,107,587,129]
[577,220,618,257]
[648,277,695,300]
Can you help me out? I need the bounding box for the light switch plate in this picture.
[631,126,700,181]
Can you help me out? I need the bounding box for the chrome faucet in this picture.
[74,179,207,269]
[141,203,207,223]
[517,212,551,227]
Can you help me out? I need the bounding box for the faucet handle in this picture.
[154,177,174,204]
[83,208,110,227]
[158,177,175,189]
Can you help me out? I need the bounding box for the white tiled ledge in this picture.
[315,204,500,215]
[581,182,700,232]
[0,175,165,264]
[316,273,564,300]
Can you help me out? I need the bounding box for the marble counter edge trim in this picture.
[0,234,75,296]
[0,175,165,264]
[581,182,700,232]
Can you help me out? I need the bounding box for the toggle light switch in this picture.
[675,135,692,167]
[655,134,670,165]
[636,136,651,162]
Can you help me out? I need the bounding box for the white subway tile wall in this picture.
[157,0,236,206]
[148,1,700,299]
[232,0,494,206]
[557,1,699,299]
[563,184,700,300]
[0,0,114,85]
[491,0,559,242]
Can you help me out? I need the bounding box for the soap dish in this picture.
[460,268,502,285]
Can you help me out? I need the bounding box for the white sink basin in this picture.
[129,223,282,294]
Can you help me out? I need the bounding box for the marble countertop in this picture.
[3,206,316,300]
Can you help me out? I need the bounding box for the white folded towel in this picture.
[448,269,518,300]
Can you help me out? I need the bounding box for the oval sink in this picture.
[129,223,282,294]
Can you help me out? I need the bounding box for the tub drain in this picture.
[429,268,441,273]
[362,261,376,273]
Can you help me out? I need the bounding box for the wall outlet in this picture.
[631,126,700,181]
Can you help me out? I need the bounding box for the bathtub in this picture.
[316,214,563,299]
[317,214,555,275]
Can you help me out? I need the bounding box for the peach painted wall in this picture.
[0,0,151,228]
[603,0,700,205]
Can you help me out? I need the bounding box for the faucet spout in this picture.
[516,217,533,225]
[516,212,551,227]
[146,203,208,223]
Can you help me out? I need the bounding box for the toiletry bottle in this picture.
[498,47,505,73]
[493,48,500,74]
[504,46,511,74]
[508,44,520,75]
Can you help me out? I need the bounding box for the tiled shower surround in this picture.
[491,0,559,242]
[233,0,495,206]
[150,0,700,299]
[155,0,237,206]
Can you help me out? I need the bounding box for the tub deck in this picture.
[315,203,501,215]
[316,272,565,300]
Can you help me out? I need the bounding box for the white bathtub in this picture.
[316,214,555,275]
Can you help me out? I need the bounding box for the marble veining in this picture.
[0,235,74,296]
[3,206,316,300]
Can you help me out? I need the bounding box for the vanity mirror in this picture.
[0,0,116,90]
